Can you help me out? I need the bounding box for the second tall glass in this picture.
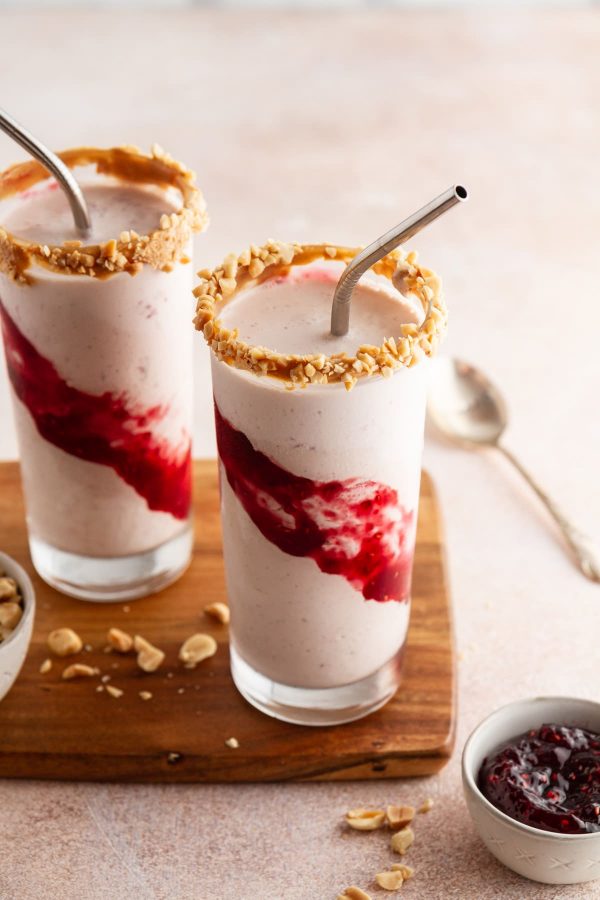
[0,145,207,600]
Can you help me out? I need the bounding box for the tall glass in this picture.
[195,241,445,724]
[0,146,207,601]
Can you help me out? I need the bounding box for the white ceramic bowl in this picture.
[463,696,600,885]
[0,551,35,701]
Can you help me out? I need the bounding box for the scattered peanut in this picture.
[39,658,52,674]
[225,737,239,749]
[418,797,434,814]
[134,635,165,673]
[47,627,83,657]
[179,633,217,668]
[0,602,22,630]
[391,864,414,880]
[139,691,153,701]
[106,685,123,699]
[62,663,99,680]
[107,627,133,653]
[386,804,415,830]
[337,888,372,900]
[391,826,414,856]
[375,870,405,891]
[204,602,230,625]
[345,808,386,831]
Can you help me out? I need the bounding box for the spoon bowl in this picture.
[428,357,508,447]
[427,356,599,582]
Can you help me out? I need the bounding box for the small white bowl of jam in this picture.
[0,551,35,701]
[462,696,600,885]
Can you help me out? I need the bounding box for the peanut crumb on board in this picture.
[106,685,123,699]
[204,602,230,625]
[39,658,52,674]
[47,627,82,657]
[139,691,153,701]
[179,633,217,669]
[225,737,239,749]
[107,627,133,653]
[134,635,165,673]
[62,663,99,680]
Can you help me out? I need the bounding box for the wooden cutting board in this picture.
[0,460,455,782]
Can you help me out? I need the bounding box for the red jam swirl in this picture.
[214,402,415,603]
[479,723,600,834]
[0,300,191,520]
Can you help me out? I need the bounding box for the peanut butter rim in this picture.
[0,144,208,282]
[193,240,446,390]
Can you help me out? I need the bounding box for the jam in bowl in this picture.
[462,697,600,885]
[479,723,600,834]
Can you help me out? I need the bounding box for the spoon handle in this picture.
[497,444,600,583]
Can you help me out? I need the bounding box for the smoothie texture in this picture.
[0,146,207,562]
[195,242,445,694]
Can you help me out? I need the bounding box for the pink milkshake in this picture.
[195,241,445,724]
[0,146,207,600]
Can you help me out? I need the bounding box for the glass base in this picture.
[230,643,404,726]
[29,525,193,602]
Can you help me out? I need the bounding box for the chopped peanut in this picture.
[391,826,414,856]
[62,663,98,680]
[375,870,404,891]
[337,889,372,900]
[47,628,82,657]
[386,804,415,830]
[134,635,165,673]
[204,602,230,625]
[345,808,386,831]
[179,633,217,669]
[107,627,133,653]
[106,685,123,699]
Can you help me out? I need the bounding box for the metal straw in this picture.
[330,184,468,336]
[0,108,91,238]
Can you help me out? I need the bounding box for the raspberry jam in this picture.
[479,724,600,834]
[0,299,191,520]
[214,402,415,603]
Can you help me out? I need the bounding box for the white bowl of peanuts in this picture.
[0,551,35,701]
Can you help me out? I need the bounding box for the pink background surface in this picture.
[1,7,600,899]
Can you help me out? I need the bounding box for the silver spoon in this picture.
[330,184,468,336]
[428,357,600,583]
[0,108,91,238]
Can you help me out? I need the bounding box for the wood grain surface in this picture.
[0,460,455,782]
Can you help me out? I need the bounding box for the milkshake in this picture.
[0,146,207,600]
[194,241,445,724]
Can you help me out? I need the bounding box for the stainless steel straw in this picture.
[0,108,91,238]
[330,184,468,336]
